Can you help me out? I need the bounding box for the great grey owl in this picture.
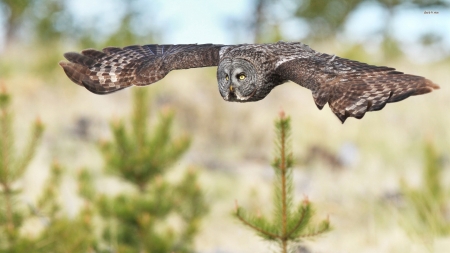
[59,41,439,123]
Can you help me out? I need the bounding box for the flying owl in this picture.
[59,41,439,123]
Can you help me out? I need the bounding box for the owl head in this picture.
[217,58,262,102]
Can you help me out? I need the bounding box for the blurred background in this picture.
[0,0,449,252]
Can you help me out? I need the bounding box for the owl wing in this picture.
[275,54,439,123]
[59,44,226,94]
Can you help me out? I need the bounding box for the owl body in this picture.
[60,41,439,123]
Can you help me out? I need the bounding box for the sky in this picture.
[68,0,450,62]
[67,0,254,44]
[66,0,449,41]
[1,0,450,61]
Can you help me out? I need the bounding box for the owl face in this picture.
[217,58,259,102]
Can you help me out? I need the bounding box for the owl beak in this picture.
[226,85,237,101]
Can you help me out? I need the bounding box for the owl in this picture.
[59,42,439,123]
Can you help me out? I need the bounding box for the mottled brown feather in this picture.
[276,54,439,123]
[59,44,225,94]
[60,41,439,123]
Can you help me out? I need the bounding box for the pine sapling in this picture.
[400,142,450,237]
[99,88,191,191]
[235,110,330,253]
[93,88,208,253]
[0,87,97,252]
[31,163,98,253]
[0,87,44,250]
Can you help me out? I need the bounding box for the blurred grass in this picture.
[1,41,449,252]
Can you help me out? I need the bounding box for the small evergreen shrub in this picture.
[235,110,330,253]
[89,89,208,253]
[400,142,450,237]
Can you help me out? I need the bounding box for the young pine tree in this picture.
[0,87,98,252]
[400,142,450,237]
[95,89,208,253]
[0,87,44,252]
[235,111,330,253]
[31,163,98,253]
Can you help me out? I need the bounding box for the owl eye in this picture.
[238,74,246,80]
[225,75,229,81]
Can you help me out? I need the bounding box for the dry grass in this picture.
[2,43,450,252]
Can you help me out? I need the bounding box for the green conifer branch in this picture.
[13,118,44,182]
[286,200,312,238]
[36,162,63,217]
[110,120,130,153]
[298,217,331,239]
[423,143,442,201]
[149,110,174,151]
[174,169,208,220]
[132,89,149,149]
[0,90,15,244]
[77,168,96,202]
[0,91,13,186]
[172,169,209,252]
[235,205,281,240]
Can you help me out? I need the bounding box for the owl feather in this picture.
[60,41,439,123]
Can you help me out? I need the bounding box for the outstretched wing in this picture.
[276,53,439,123]
[59,44,226,94]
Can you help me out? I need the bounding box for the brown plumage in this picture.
[59,41,439,123]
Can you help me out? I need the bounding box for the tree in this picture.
[0,0,33,46]
[235,110,330,253]
[90,88,208,253]
[0,86,44,251]
[0,87,97,252]
[30,163,98,253]
[399,142,450,238]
